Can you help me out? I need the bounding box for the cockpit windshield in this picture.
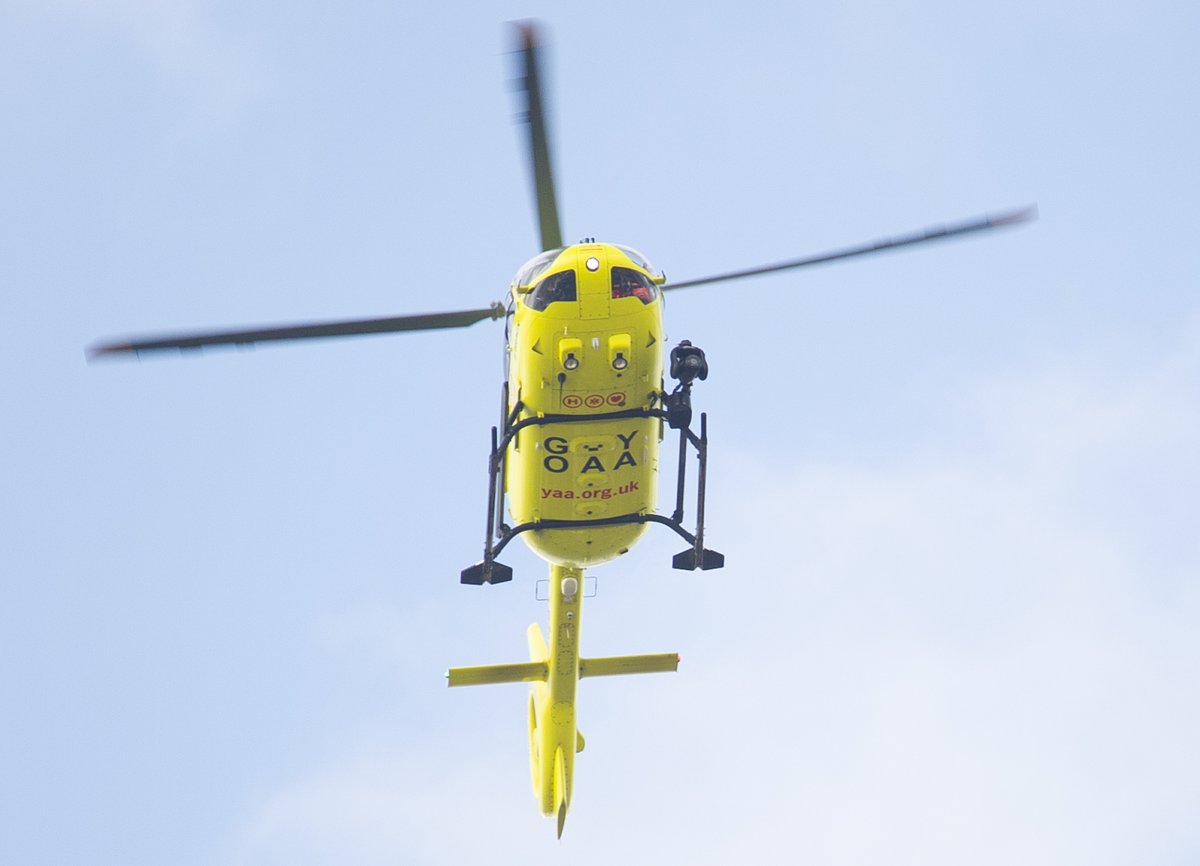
[611,266,657,304]
[613,245,662,280]
[512,248,566,291]
[526,270,577,311]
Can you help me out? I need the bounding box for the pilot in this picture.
[611,269,653,303]
[530,271,576,309]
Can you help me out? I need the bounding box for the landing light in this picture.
[585,257,600,272]
[564,353,580,371]
[612,353,628,370]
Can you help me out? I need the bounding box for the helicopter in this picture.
[89,21,1034,838]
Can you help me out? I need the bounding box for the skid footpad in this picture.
[460,561,514,585]
[672,548,725,571]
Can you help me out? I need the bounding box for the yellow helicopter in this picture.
[89,21,1034,838]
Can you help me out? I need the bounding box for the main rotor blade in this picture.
[87,302,506,360]
[664,205,1036,291]
[513,21,563,252]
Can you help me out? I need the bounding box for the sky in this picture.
[2,0,1198,863]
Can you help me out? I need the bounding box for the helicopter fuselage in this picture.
[504,242,666,567]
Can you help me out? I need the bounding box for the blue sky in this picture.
[3,1,1198,863]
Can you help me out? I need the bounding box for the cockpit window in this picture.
[611,266,658,304]
[526,269,577,311]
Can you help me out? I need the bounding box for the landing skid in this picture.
[460,560,514,586]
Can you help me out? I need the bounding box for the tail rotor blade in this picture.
[513,21,563,252]
[87,302,507,360]
[664,205,1037,292]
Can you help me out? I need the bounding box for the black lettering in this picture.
[544,455,569,473]
[581,456,605,473]
[545,436,569,455]
[613,451,638,470]
[616,431,637,450]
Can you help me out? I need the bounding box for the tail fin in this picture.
[527,622,548,662]
[527,623,550,799]
[554,746,568,839]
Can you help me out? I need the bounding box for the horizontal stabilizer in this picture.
[579,653,680,679]
[446,661,547,687]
